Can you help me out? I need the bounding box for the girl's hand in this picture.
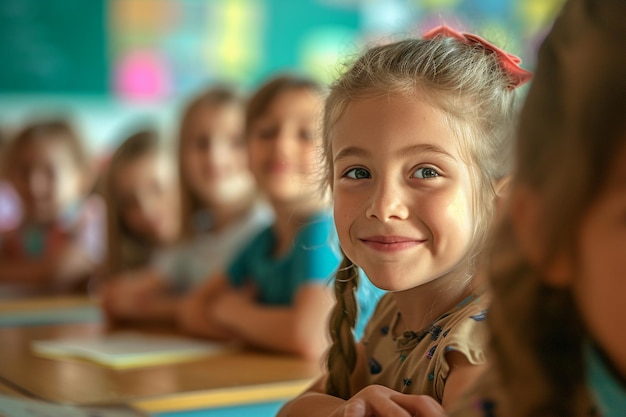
[176,276,236,341]
[177,289,213,337]
[211,286,256,327]
[51,243,95,288]
[100,272,162,320]
[330,385,446,417]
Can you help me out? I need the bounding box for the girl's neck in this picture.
[270,198,326,257]
[392,264,480,332]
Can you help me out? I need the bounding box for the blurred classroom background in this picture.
[0,0,564,157]
[0,2,566,415]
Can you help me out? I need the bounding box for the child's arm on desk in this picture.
[177,272,236,340]
[100,268,181,323]
[210,283,333,360]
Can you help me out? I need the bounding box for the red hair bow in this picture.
[423,25,533,89]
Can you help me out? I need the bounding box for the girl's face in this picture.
[10,137,84,223]
[573,140,626,379]
[114,153,181,245]
[182,104,253,207]
[331,94,476,291]
[247,88,323,205]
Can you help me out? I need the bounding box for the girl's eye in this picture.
[256,126,277,140]
[299,129,314,142]
[413,167,440,179]
[344,167,371,180]
[193,135,210,150]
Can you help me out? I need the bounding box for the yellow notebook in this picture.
[32,332,234,369]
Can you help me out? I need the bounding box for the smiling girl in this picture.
[278,26,531,416]
[177,75,341,360]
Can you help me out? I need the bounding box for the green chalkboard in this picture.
[0,0,108,93]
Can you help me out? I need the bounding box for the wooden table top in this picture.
[0,320,321,413]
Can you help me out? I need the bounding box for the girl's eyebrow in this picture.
[401,143,456,160]
[333,146,368,163]
[333,143,456,163]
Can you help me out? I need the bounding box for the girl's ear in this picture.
[493,176,511,198]
[492,176,512,221]
[510,185,573,287]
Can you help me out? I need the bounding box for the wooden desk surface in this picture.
[0,321,321,413]
[0,381,27,398]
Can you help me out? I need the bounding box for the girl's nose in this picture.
[273,129,297,157]
[365,179,410,222]
[205,140,230,171]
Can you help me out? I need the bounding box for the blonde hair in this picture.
[473,0,626,415]
[323,35,522,399]
[177,86,245,238]
[103,129,166,276]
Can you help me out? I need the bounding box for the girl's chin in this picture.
[203,176,256,204]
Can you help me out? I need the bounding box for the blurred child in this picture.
[99,129,183,319]
[278,26,531,416]
[0,128,22,233]
[0,119,105,295]
[450,1,626,416]
[101,87,271,322]
[178,75,346,360]
[101,129,180,274]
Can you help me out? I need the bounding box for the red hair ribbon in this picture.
[423,25,533,89]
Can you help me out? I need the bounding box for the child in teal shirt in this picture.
[178,75,382,360]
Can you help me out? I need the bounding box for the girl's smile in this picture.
[359,234,427,253]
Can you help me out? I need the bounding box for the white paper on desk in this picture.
[31,331,234,369]
[0,394,148,417]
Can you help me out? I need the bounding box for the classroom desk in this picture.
[0,380,26,398]
[0,317,321,416]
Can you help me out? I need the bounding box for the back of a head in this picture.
[513,0,626,256]
[483,1,626,417]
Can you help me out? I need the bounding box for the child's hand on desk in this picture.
[100,271,161,320]
[177,283,236,341]
[48,242,95,290]
[211,285,257,327]
[330,385,446,417]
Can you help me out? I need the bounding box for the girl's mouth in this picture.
[359,235,425,252]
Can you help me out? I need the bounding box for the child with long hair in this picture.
[101,86,271,322]
[278,26,531,415]
[178,74,381,360]
[100,129,180,275]
[98,129,182,318]
[450,0,626,416]
[0,119,105,295]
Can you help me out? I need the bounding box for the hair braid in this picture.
[326,255,360,399]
